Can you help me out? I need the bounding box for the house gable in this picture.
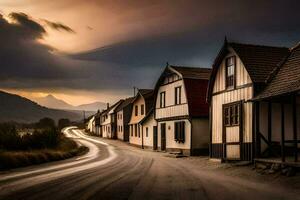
[212,47,253,94]
[155,67,189,120]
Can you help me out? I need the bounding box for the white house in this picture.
[86,115,95,133]
[140,109,158,149]
[128,89,154,147]
[101,100,123,139]
[115,97,134,141]
[154,65,211,155]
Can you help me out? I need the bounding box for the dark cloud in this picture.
[0,12,85,82]
[43,19,75,33]
[1,0,300,96]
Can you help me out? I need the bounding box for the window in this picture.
[224,103,240,126]
[146,127,149,137]
[135,105,138,116]
[175,86,182,105]
[160,92,166,108]
[120,126,122,132]
[141,104,145,115]
[174,121,185,143]
[135,124,137,136]
[131,125,133,136]
[225,56,235,88]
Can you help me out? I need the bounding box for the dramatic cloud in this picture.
[43,19,75,33]
[1,0,300,104]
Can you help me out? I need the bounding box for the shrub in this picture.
[0,123,20,150]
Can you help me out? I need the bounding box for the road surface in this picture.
[0,127,298,200]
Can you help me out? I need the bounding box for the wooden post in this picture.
[281,103,285,162]
[255,101,261,158]
[268,102,272,145]
[292,95,298,162]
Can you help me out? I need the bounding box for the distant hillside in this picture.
[0,91,82,123]
[75,102,106,112]
[34,95,106,112]
[34,94,74,110]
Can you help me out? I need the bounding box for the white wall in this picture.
[117,110,124,140]
[142,113,157,148]
[155,78,189,119]
[157,119,191,150]
[129,94,146,146]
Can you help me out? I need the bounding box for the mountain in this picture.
[0,91,82,123]
[75,102,106,112]
[34,94,74,110]
[34,95,106,111]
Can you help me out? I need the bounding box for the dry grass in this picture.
[0,137,88,170]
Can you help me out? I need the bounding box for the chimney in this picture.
[107,103,109,109]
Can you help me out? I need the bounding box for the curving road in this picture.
[0,127,298,200]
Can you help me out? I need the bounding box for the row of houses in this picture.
[86,38,300,165]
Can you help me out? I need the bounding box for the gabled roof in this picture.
[254,43,300,100]
[115,97,134,112]
[229,42,289,83]
[155,65,211,118]
[170,66,211,80]
[101,100,124,116]
[207,40,289,102]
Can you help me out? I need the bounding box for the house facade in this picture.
[86,115,95,133]
[154,65,211,156]
[115,97,134,141]
[128,89,154,147]
[101,101,123,139]
[140,109,157,149]
[207,39,291,161]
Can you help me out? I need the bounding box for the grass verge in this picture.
[0,137,88,170]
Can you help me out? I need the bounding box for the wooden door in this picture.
[153,126,158,150]
[223,102,243,160]
[161,123,166,151]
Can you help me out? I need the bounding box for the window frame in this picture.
[225,56,236,89]
[175,86,182,105]
[174,121,185,143]
[135,105,138,116]
[160,91,166,108]
[223,102,240,127]
[141,104,145,115]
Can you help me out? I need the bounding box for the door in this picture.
[161,123,166,151]
[153,126,158,150]
[223,101,243,160]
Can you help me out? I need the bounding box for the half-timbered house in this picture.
[252,43,300,165]
[128,89,154,147]
[154,65,211,156]
[208,39,291,161]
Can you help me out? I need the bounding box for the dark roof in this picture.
[101,100,124,115]
[170,66,211,80]
[207,41,289,102]
[229,42,289,83]
[163,65,211,117]
[138,89,153,96]
[254,44,300,100]
[115,97,134,112]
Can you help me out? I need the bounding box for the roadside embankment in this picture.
[0,136,88,170]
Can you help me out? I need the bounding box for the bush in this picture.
[21,128,60,150]
[0,123,20,150]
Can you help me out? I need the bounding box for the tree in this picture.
[58,118,70,130]
[36,117,56,129]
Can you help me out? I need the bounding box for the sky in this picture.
[0,0,300,106]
